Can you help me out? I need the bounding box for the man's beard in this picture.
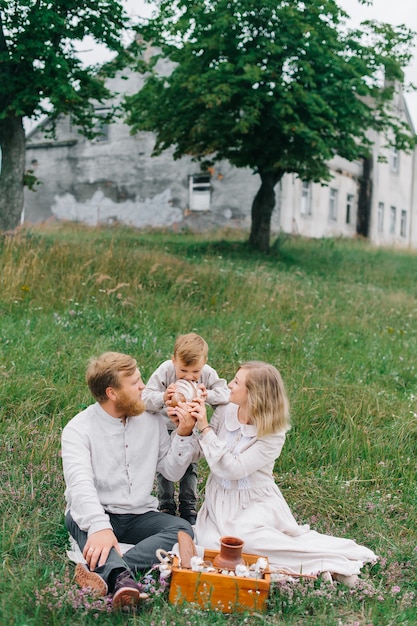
[115,391,146,418]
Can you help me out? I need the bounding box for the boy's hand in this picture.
[164,383,177,404]
[197,383,208,402]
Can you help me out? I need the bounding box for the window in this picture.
[300,181,312,215]
[92,110,110,143]
[400,210,407,238]
[389,206,396,234]
[377,202,384,233]
[390,148,399,173]
[189,174,211,211]
[329,188,338,221]
[346,193,354,224]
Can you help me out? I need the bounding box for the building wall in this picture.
[367,131,415,247]
[410,150,417,247]
[280,156,361,239]
[25,68,263,232]
[24,67,416,247]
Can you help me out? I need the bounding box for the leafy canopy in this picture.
[126,0,416,182]
[0,0,131,133]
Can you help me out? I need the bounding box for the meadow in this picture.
[0,223,416,625]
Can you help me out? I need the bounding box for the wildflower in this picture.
[401,591,415,608]
[36,575,113,614]
[391,585,401,595]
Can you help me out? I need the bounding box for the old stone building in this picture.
[24,65,417,247]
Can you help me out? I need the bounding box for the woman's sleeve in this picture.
[199,426,286,480]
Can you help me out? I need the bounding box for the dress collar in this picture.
[225,403,258,438]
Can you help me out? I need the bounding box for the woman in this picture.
[181,361,377,586]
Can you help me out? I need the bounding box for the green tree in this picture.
[0,0,130,231]
[125,0,416,252]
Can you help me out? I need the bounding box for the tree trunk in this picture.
[0,115,25,231]
[249,170,283,253]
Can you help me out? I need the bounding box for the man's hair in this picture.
[86,352,137,402]
[239,361,290,437]
[173,333,208,365]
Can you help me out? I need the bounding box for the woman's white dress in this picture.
[194,403,377,576]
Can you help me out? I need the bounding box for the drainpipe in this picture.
[409,142,416,248]
[357,155,372,238]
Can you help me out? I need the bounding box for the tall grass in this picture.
[1,223,417,625]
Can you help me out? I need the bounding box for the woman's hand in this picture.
[189,397,209,431]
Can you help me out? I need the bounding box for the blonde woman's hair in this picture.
[86,352,137,402]
[239,361,290,437]
[173,332,208,365]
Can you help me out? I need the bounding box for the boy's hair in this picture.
[173,333,208,365]
[239,361,290,437]
[86,352,137,403]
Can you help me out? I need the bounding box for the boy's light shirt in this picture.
[143,360,230,429]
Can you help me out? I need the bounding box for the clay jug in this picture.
[213,536,245,570]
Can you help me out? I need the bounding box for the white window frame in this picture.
[389,206,396,234]
[377,202,384,233]
[329,188,338,221]
[390,148,399,173]
[300,181,312,216]
[189,173,211,211]
[400,210,407,238]
[346,193,354,224]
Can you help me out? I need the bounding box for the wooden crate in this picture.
[168,549,270,613]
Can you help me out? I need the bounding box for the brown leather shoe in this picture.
[112,571,148,610]
[75,563,108,597]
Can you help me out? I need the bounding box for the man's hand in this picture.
[166,405,180,426]
[175,402,197,436]
[83,529,122,571]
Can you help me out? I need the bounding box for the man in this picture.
[61,351,196,610]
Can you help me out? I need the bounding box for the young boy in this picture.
[142,333,230,524]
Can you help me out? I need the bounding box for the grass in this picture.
[1,223,417,625]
